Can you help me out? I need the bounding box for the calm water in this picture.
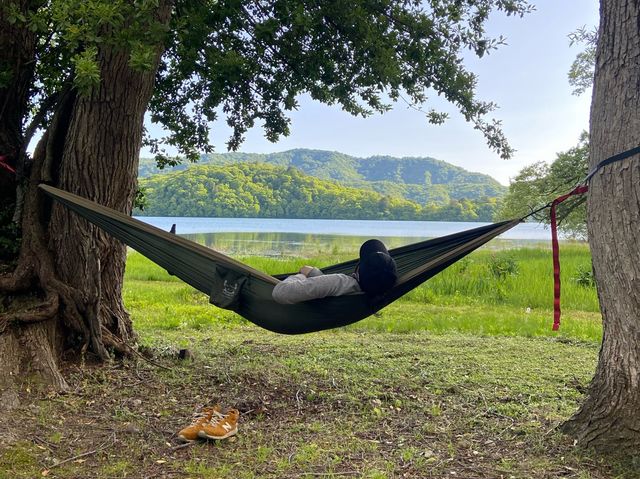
[136,217,562,256]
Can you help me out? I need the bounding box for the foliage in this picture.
[138,148,507,206]
[3,0,169,142]
[487,254,519,279]
[4,0,533,164]
[136,162,501,221]
[147,0,533,161]
[495,133,589,238]
[568,26,597,96]
[133,186,148,212]
[573,264,595,288]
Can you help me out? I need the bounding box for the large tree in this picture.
[0,0,530,402]
[0,0,174,399]
[561,0,640,450]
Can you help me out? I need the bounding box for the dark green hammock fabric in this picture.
[40,185,520,334]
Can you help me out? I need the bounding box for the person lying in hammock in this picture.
[272,239,398,304]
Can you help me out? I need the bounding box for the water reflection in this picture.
[181,231,549,257]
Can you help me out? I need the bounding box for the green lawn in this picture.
[4,329,636,478]
[6,245,635,479]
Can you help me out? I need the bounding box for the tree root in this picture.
[101,327,135,357]
[0,260,34,293]
[85,249,110,361]
[102,327,172,371]
[0,292,58,334]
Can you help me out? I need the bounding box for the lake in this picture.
[136,217,566,256]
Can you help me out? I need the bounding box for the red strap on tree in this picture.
[550,185,589,330]
[0,155,16,174]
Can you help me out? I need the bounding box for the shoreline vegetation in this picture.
[135,163,502,222]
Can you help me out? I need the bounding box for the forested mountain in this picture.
[138,149,506,205]
[136,163,500,221]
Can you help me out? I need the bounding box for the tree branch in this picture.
[23,89,63,148]
[45,434,115,471]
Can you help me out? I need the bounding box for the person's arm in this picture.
[298,266,323,277]
[272,273,360,304]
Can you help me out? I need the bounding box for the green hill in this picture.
[136,163,500,221]
[138,149,505,205]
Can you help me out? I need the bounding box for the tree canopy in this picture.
[138,148,506,205]
[5,0,532,165]
[137,162,501,221]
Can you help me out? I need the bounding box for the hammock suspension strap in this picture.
[0,155,15,174]
[550,185,588,331]
[549,144,639,330]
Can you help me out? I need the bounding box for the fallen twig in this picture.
[45,435,114,471]
[170,441,198,451]
[300,472,359,477]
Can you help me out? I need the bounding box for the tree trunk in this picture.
[0,0,36,214]
[562,0,640,450]
[48,43,163,359]
[0,3,172,404]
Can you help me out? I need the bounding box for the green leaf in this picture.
[71,47,101,95]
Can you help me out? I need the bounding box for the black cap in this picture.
[358,239,397,296]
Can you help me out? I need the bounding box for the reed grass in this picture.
[400,245,599,312]
[126,243,598,311]
[124,242,601,342]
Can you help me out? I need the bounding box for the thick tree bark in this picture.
[0,0,36,207]
[1,2,172,404]
[562,0,640,449]
[48,43,164,359]
[0,1,58,400]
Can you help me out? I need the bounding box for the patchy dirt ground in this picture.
[0,328,636,478]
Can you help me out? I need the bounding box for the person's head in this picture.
[357,239,397,296]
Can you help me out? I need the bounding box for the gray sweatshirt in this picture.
[272,272,361,304]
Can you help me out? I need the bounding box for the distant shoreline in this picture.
[135,216,574,243]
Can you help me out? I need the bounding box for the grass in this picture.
[2,330,637,478]
[126,243,600,312]
[124,243,601,342]
[4,243,634,478]
[400,246,599,312]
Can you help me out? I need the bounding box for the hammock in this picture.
[40,185,520,334]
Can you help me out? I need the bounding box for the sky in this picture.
[144,0,600,186]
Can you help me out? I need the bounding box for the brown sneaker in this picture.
[177,405,221,442]
[197,409,239,440]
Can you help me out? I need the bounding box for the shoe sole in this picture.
[197,427,238,440]
[177,435,201,443]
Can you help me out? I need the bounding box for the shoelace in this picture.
[189,408,217,425]
[206,410,226,427]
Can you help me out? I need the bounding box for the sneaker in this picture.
[197,409,239,440]
[177,405,221,442]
